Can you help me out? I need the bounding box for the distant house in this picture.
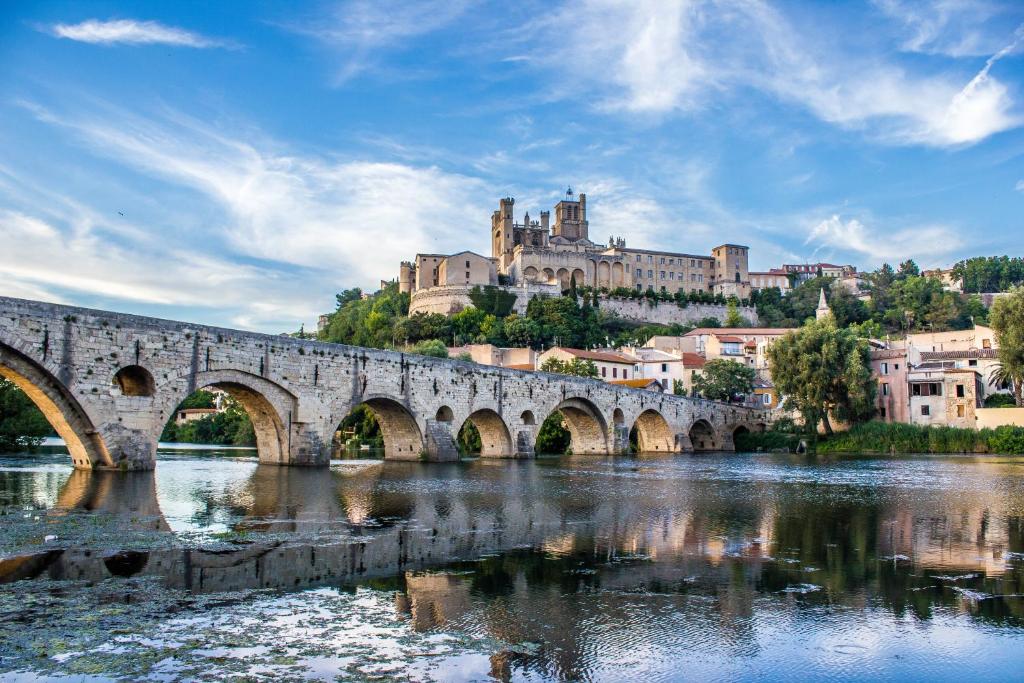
[537,347,639,381]
[175,407,219,425]
[447,343,536,369]
[609,378,664,392]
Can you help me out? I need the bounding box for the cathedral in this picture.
[398,189,752,313]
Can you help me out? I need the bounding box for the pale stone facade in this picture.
[0,296,771,471]
[399,189,754,303]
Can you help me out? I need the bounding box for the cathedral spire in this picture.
[816,287,830,321]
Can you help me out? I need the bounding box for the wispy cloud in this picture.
[15,100,493,323]
[805,214,964,264]
[526,0,1023,147]
[872,0,1017,57]
[48,19,230,48]
[287,0,473,83]
[1016,179,1024,192]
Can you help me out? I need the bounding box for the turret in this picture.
[398,261,415,294]
[540,211,550,231]
[492,196,515,262]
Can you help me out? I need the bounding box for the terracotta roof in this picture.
[681,353,705,367]
[870,348,906,359]
[716,335,745,343]
[744,340,757,348]
[609,378,663,389]
[920,349,998,360]
[552,347,638,364]
[504,363,536,371]
[684,327,795,337]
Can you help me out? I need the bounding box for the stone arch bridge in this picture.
[0,297,771,470]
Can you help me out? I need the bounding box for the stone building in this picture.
[399,189,754,308]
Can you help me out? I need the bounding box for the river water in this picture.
[2,447,1024,682]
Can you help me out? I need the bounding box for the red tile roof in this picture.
[681,353,705,367]
[684,327,795,337]
[552,347,638,364]
[609,378,663,390]
[716,335,745,343]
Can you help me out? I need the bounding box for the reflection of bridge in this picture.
[0,297,770,470]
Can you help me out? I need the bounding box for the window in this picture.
[636,268,642,278]
[881,362,889,375]
[983,339,992,349]
[661,363,668,372]
[956,384,965,398]
[957,404,965,417]
[660,257,665,264]
[690,259,695,267]
[670,272,675,280]
[601,367,607,377]
[699,261,704,268]
[882,383,889,396]
[669,258,674,265]
[880,407,886,418]
[660,271,666,279]
[465,260,470,268]
[921,405,930,416]
[647,255,653,263]
[465,272,470,279]
[636,255,641,262]
[636,284,642,291]
[612,367,618,378]
[648,270,653,278]
[969,359,978,367]
[762,393,772,405]
[895,364,899,370]
[623,369,628,379]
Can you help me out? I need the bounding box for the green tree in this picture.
[468,285,517,318]
[539,356,600,378]
[321,282,410,349]
[536,413,571,454]
[0,379,52,452]
[724,299,744,327]
[504,314,541,347]
[767,318,876,434]
[990,286,1024,406]
[409,339,449,358]
[691,359,755,401]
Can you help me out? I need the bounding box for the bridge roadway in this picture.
[0,296,771,470]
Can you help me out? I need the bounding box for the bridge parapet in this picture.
[0,296,772,470]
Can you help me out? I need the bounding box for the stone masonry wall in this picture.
[0,296,771,470]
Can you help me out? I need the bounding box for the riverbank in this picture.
[738,421,1024,455]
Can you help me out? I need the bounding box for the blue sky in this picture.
[1,1,1022,332]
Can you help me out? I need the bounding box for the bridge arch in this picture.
[631,409,674,452]
[689,418,718,451]
[329,395,423,460]
[0,340,113,469]
[112,365,155,397]
[155,369,294,465]
[458,409,514,457]
[540,397,609,455]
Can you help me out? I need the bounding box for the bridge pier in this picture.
[422,419,460,462]
[98,424,158,471]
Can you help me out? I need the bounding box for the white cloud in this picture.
[0,208,319,330]
[1016,179,1024,191]
[872,0,1016,57]
[49,19,228,48]
[288,0,472,82]
[529,0,1023,147]
[15,101,493,328]
[805,214,964,263]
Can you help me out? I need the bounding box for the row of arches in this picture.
[521,259,628,290]
[2,339,762,470]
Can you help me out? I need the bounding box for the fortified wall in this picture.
[409,285,758,326]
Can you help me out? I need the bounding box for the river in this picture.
[1,447,1024,681]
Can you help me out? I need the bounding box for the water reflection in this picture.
[2,450,1024,680]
